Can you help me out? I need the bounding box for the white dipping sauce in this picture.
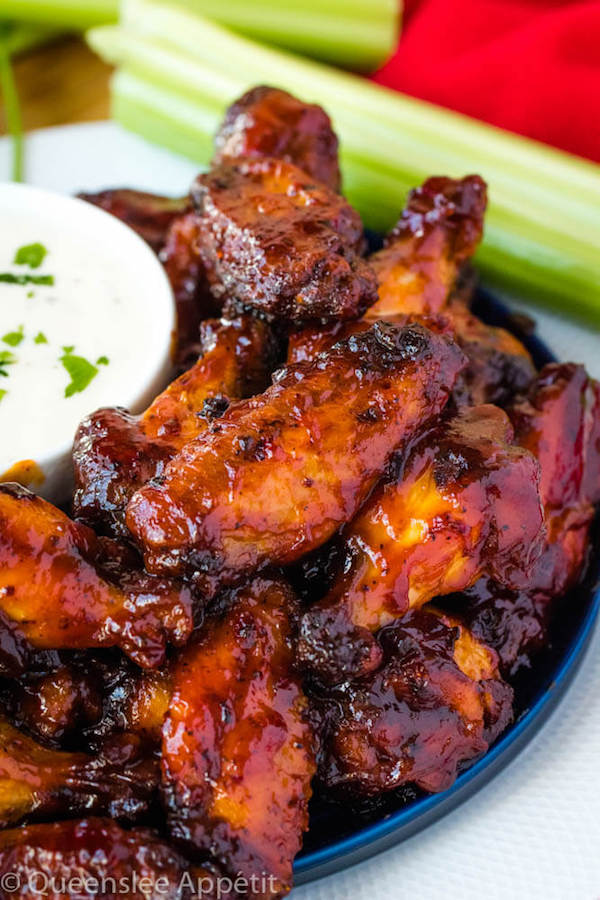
[0,183,175,502]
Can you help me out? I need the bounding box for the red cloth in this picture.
[372,0,600,162]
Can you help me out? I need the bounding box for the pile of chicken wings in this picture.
[1,85,599,899]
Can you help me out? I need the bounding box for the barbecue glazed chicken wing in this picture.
[366,175,487,318]
[0,716,157,827]
[127,321,466,583]
[73,315,276,536]
[213,85,341,192]
[0,819,190,900]
[162,577,315,899]
[314,607,513,796]
[190,157,377,323]
[298,405,545,683]
[77,189,190,253]
[0,485,192,668]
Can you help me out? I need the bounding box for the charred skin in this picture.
[191,157,377,323]
[314,607,513,796]
[162,577,315,899]
[214,85,341,192]
[0,485,193,668]
[298,405,545,683]
[443,577,553,678]
[126,322,466,583]
[77,188,189,253]
[73,315,276,537]
[0,819,189,900]
[0,717,157,827]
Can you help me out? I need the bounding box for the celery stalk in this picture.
[0,23,24,181]
[89,10,600,322]
[2,20,60,55]
[0,0,118,30]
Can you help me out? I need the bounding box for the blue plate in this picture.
[293,287,600,885]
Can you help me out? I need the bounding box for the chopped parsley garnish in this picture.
[96,355,109,366]
[60,346,98,398]
[2,325,23,347]
[14,242,47,269]
[0,390,6,404]
[34,331,48,344]
[0,273,54,286]
[0,350,16,377]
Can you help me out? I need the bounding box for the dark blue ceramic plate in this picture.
[293,287,600,885]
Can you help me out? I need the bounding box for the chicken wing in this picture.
[73,315,276,536]
[443,577,552,678]
[366,175,487,318]
[508,362,600,596]
[214,85,341,192]
[191,157,377,323]
[126,321,466,583]
[77,189,189,253]
[161,577,315,899]
[0,819,189,900]
[0,716,157,826]
[298,404,545,683]
[0,485,193,668]
[314,607,513,796]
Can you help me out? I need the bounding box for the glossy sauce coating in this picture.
[298,405,545,683]
[0,485,193,668]
[162,577,315,898]
[73,315,275,536]
[191,157,376,322]
[0,818,189,900]
[366,175,487,318]
[0,717,157,827]
[126,322,466,582]
[213,85,341,192]
[508,362,600,596]
[315,607,513,795]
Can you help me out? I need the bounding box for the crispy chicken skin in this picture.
[126,322,466,582]
[214,85,341,192]
[314,607,513,796]
[508,362,600,596]
[0,485,193,668]
[77,189,189,253]
[0,717,157,827]
[298,405,545,683]
[73,315,276,537]
[0,819,189,900]
[191,157,377,323]
[366,175,487,318]
[162,577,315,898]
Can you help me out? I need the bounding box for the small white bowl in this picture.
[0,182,175,503]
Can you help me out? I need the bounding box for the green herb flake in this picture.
[0,273,54,286]
[0,350,16,377]
[27,290,34,299]
[2,325,23,347]
[34,331,48,344]
[0,389,6,404]
[14,242,47,269]
[96,355,109,366]
[60,347,99,398]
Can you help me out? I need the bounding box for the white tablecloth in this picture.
[1,123,599,900]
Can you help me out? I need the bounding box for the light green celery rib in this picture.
[140,0,398,70]
[109,68,600,322]
[0,0,117,29]
[88,23,600,254]
[0,24,23,180]
[121,0,600,209]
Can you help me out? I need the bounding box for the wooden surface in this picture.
[0,37,112,136]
